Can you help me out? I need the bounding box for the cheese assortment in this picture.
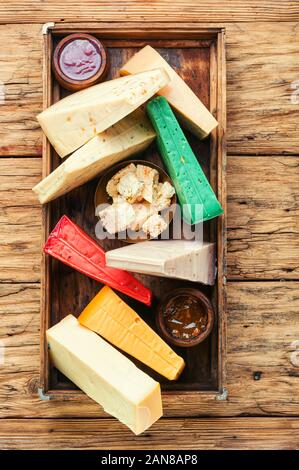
[47,315,163,435]
[147,96,224,224]
[38,67,170,157]
[44,215,152,306]
[36,40,225,435]
[120,45,218,139]
[33,110,156,204]
[106,240,216,285]
[79,286,185,380]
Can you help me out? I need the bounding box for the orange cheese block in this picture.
[78,286,185,381]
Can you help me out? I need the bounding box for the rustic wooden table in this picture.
[0,1,299,450]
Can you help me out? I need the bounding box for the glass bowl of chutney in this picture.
[156,288,214,347]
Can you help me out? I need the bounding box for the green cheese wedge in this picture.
[146,96,223,224]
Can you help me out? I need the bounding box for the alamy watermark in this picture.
[289,340,299,367]
[0,81,5,105]
[290,80,299,104]
[0,340,5,366]
[95,203,204,242]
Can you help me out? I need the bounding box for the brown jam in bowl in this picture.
[156,288,214,348]
[163,294,207,340]
[53,33,108,91]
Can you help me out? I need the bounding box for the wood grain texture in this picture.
[1,22,299,156]
[0,158,41,282]
[0,8,299,448]
[1,417,299,449]
[0,1,299,24]
[226,22,299,155]
[1,156,297,283]
[227,156,299,279]
[1,281,299,418]
[226,281,299,416]
[0,24,42,156]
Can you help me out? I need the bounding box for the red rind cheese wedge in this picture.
[44,215,152,306]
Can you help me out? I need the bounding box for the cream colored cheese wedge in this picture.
[46,315,163,435]
[38,68,170,157]
[79,286,185,381]
[120,46,218,139]
[32,109,155,204]
[106,240,216,285]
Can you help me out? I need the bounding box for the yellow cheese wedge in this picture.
[120,45,218,139]
[46,315,162,435]
[38,67,170,157]
[32,109,155,204]
[79,286,185,381]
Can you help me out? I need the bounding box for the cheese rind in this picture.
[33,110,156,204]
[78,286,185,380]
[106,240,216,285]
[44,215,152,305]
[120,45,218,139]
[147,97,223,224]
[46,315,162,435]
[38,68,170,157]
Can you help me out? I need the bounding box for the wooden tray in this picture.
[39,23,227,412]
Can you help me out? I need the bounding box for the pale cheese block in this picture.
[46,315,163,435]
[32,109,155,204]
[106,240,216,285]
[79,286,185,381]
[120,46,218,139]
[38,68,170,157]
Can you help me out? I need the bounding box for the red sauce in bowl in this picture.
[59,38,102,81]
[53,33,108,91]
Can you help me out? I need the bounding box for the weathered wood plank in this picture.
[1,281,299,418]
[0,1,298,24]
[1,156,298,282]
[0,158,41,282]
[0,417,299,450]
[226,22,299,155]
[227,156,299,279]
[0,24,42,156]
[226,281,299,415]
[0,23,299,156]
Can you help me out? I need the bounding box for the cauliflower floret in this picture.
[106,163,137,198]
[112,163,136,181]
[152,181,175,211]
[142,213,167,238]
[106,178,119,198]
[130,202,153,231]
[112,195,126,204]
[136,164,159,203]
[159,181,175,199]
[98,201,135,234]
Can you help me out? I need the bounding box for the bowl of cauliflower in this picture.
[95,159,177,242]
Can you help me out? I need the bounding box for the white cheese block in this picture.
[32,110,155,204]
[106,240,216,285]
[38,68,170,157]
[120,46,218,139]
[46,315,163,435]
